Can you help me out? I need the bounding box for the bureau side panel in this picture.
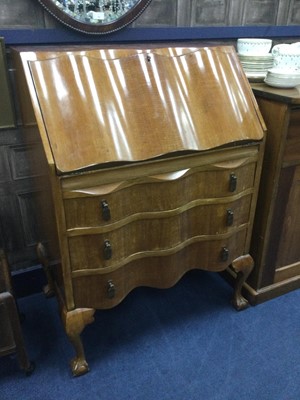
[249,98,289,288]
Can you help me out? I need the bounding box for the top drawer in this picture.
[64,161,257,230]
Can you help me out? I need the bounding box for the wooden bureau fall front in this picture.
[12,46,265,376]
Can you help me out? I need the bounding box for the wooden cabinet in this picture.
[247,84,300,303]
[0,249,34,374]
[12,45,265,376]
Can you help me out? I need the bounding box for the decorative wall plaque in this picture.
[38,0,152,34]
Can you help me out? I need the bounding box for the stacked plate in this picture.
[264,68,300,88]
[238,54,274,82]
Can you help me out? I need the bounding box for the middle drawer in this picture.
[68,195,252,271]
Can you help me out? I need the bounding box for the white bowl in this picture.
[272,44,300,70]
[265,68,300,88]
[237,38,272,56]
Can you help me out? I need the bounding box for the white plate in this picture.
[267,69,300,79]
[264,78,300,88]
[238,53,273,60]
[246,72,267,82]
[246,71,267,77]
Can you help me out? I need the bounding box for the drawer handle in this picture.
[103,240,112,260]
[101,200,111,221]
[107,280,116,299]
[226,209,234,226]
[221,247,229,262]
[229,173,237,192]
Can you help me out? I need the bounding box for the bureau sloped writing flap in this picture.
[26,46,264,174]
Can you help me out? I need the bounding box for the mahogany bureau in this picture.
[12,45,265,376]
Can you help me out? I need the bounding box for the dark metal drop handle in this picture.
[226,209,234,226]
[103,240,112,260]
[101,200,111,221]
[221,247,229,262]
[229,173,237,192]
[107,280,115,299]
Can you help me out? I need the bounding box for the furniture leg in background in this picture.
[0,249,35,375]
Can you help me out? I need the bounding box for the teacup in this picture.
[272,43,300,71]
[237,38,272,56]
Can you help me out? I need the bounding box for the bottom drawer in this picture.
[72,230,248,309]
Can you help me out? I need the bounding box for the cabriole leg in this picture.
[36,242,55,298]
[62,307,95,377]
[231,254,254,311]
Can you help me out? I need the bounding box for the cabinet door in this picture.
[266,165,300,283]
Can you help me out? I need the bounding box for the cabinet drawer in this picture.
[68,195,251,271]
[64,163,256,229]
[283,109,300,164]
[71,229,248,309]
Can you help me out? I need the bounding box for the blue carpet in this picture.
[1,270,299,400]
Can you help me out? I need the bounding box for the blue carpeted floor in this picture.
[1,270,299,400]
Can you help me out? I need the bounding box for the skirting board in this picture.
[221,268,300,306]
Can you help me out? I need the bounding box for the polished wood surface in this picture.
[251,83,300,104]
[248,83,300,303]
[21,46,263,173]
[13,46,265,376]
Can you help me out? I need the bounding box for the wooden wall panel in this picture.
[0,128,48,269]
[0,0,44,28]
[134,0,179,27]
[1,0,300,30]
[241,0,279,26]
[0,39,15,129]
[17,190,47,247]
[191,0,231,27]
[9,144,44,180]
[287,0,300,25]
[0,147,11,184]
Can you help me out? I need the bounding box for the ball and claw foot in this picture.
[232,293,250,311]
[71,357,90,377]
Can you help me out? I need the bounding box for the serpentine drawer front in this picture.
[12,45,265,376]
[63,161,256,229]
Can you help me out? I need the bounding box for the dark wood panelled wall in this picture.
[2,0,300,29]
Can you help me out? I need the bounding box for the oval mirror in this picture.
[38,0,152,34]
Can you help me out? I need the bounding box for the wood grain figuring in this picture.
[63,161,256,229]
[25,46,263,173]
[275,166,300,268]
[71,229,249,310]
[283,109,300,165]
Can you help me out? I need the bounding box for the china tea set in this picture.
[237,38,300,88]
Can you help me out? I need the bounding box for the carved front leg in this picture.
[230,254,254,311]
[62,307,95,377]
[36,242,55,298]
